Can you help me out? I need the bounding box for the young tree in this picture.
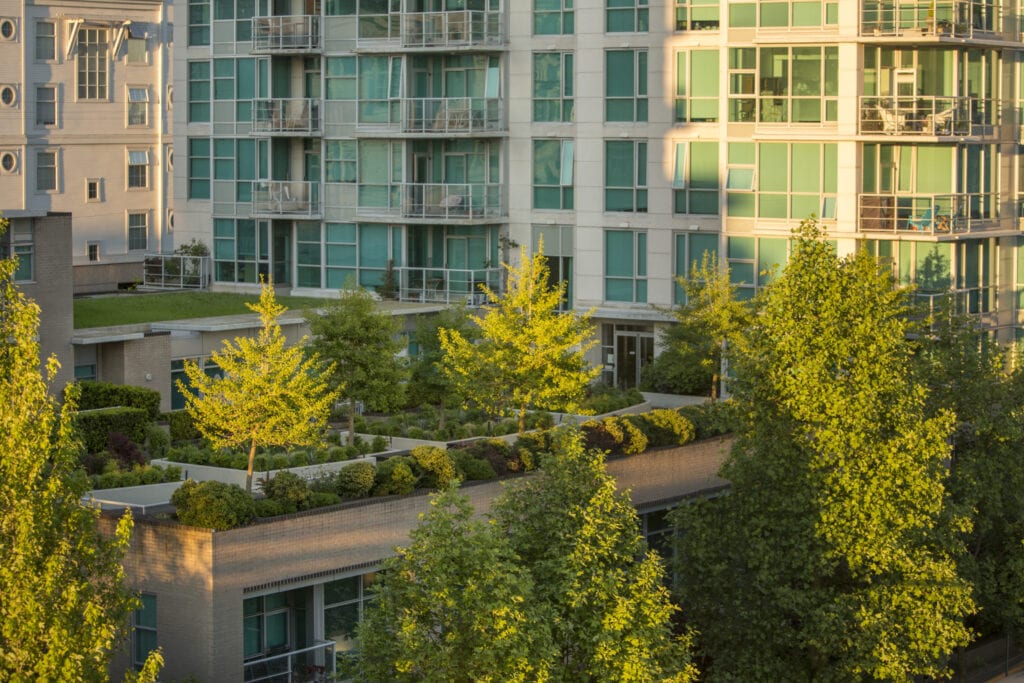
[180,282,338,492]
[358,486,554,683]
[407,305,476,430]
[0,217,162,681]
[492,430,696,682]
[675,220,973,681]
[440,241,600,433]
[305,286,407,445]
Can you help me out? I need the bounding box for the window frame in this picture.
[2,223,34,282]
[604,229,648,303]
[127,149,149,190]
[36,149,57,192]
[675,0,721,31]
[605,49,648,123]
[604,139,647,213]
[127,86,149,127]
[35,21,55,62]
[532,51,574,123]
[534,0,575,35]
[533,138,574,210]
[36,85,56,126]
[76,27,109,101]
[85,177,102,202]
[131,594,157,671]
[127,211,148,251]
[607,0,649,33]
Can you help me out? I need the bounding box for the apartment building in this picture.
[173,0,1024,390]
[0,0,173,293]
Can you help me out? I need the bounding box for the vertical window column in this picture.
[606,50,647,122]
[605,230,647,303]
[533,139,574,210]
[605,140,646,212]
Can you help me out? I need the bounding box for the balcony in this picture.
[858,193,999,235]
[252,99,321,136]
[915,288,996,325]
[252,180,320,218]
[860,1,999,38]
[402,10,505,48]
[251,15,320,53]
[397,266,502,305]
[243,640,336,683]
[858,96,979,136]
[356,182,505,221]
[404,97,504,134]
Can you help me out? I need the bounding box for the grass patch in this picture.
[74,291,331,329]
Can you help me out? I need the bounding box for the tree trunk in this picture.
[245,438,257,493]
[348,396,356,446]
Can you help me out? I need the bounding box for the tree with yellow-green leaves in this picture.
[179,282,338,493]
[0,215,163,682]
[440,241,599,433]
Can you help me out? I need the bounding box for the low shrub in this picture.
[677,401,738,440]
[165,410,202,443]
[370,435,390,453]
[80,450,112,476]
[172,480,255,530]
[261,471,312,513]
[631,409,696,448]
[336,462,376,498]
[581,415,648,455]
[451,451,496,481]
[309,491,342,508]
[108,431,146,469]
[74,407,149,455]
[582,384,645,415]
[254,498,287,518]
[411,446,456,489]
[146,425,171,460]
[77,381,162,420]
[166,443,213,465]
[374,457,417,496]
[460,439,513,476]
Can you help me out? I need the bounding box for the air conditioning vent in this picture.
[0,19,17,41]
[0,150,18,174]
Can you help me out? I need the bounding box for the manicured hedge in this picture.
[164,410,202,443]
[77,381,161,420]
[171,480,255,530]
[74,407,149,455]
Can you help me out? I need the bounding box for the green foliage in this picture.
[638,321,714,396]
[373,457,417,496]
[171,479,256,530]
[164,410,201,442]
[581,415,649,455]
[491,430,696,681]
[336,461,377,498]
[407,306,476,427]
[309,491,342,508]
[580,383,645,415]
[0,214,161,681]
[306,286,408,445]
[145,425,171,459]
[676,401,738,440]
[260,471,312,513]
[358,487,555,682]
[458,438,514,476]
[441,241,600,433]
[632,409,696,448]
[90,465,182,490]
[254,498,287,518]
[450,450,496,481]
[675,220,973,681]
[410,446,457,489]
[76,380,162,420]
[179,283,338,492]
[73,406,150,454]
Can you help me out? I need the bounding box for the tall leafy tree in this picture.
[407,305,476,429]
[492,430,696,682]
[916,307,1024,638]
[0,217,162,681]
[358,486,554,683]
[305,286,407,445]
[675,220,973,682]
[180,282,337,492]
[440,241,599,433]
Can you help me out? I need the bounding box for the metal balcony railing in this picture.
[404,97,505,134]
[142,254,210,290]
[251,15,320,52]
[858,193,999,235]
[252,99,321,135]
[399,10,506,48]
[861,0,1000,37]
[243,640,336,683]
[252,180,320,217]
[915,288,996,322]
[858,96,982,135]
[397,266,502,305]
[401,183,504,220]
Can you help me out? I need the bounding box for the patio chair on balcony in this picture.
[907,205,937,232]
[877,105,904,134]
[438,193,463,215]
[926,108,954,135]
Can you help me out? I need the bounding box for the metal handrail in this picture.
[858,192,999,235]
[397,266,502,304]
[252,180,320,217]
[251,15,320,52]
[252,99,321,134]
[243,639,336,683]
[860,0,1001,37]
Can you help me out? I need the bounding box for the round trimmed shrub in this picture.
[171,480,256,530]
[336,461,376,498]
[411,446,456,489]
[451,451,496,481]
[633,409,696,447]
[374,457,416,496]
[261,471,312,512]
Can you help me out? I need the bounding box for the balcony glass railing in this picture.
[858,193,999,235]
[397,266,502,305]
[858,96,983,135]
[861,0,1000,37]
[401,183,504,220]
[252,180,320,217]
[915,288,996,321]
[404,98,504,134]
[243,640,336,683]
[400,10,506,47]
[143,254,210,290]
[252,15,320,52]
[252,99,321,134]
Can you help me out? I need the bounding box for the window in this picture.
[727,46,838,123]
[88,242,100,262]
[244,594,289,660]
[606,50,647,122]
[533,139,574,210]
[35,21,54,60]
[0,18,15,40]
[86,178,101,202]
[673,141,720,215]
[605,140,646,212]
[534,0,574,35]
[533,225,574,310]
[325,140,357,182]
[2,222,34,281]
[214,218,269,283]
[188,138,211,199]
[605,230,647,302]
[188,61,211,122]
[132,594,157,671]
[725,141,837,220]
[726,236,788,299]
[673,232,719,302]
[0,85,16,107]
[36,150,56,191]
[126,37,147,64]
[75,364,97,381]
[325,57,357,99]
[0,151,17,174]
[128,212,148,251]
[676,0,720,30]
[189,0,211,45]
[533,52,574,122]
[77,28,109,100]
[127,150,149,189]
[323,573,377,656]
[36,86,55,125]
[127,87,148,126]
[675,51,719,122]
[607,0,648,32]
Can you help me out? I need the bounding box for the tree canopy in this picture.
[440,241,599,432]
[407,305,476,429]
[306,286,407,445]
[0,216,162,681]
[179,282,337,491]
[675,220,973,682]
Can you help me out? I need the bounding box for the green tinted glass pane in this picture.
[605,278,634,301]
[758,237,787,284]
[691,51,719,96]
[791,144,820,193]
[727,192,755,216]
[606,51,635,96]
[793,1,821,25]
[759,144,787,192]
[534,140,560,184]
[690,141,718,189]
[691,234,719,265]
[729,142,755,164]
[730,261,754,284]
[605,142,634,186]
[759,194,788,218]
[690,190,718,214]
[729,3,755,26]
[791,194,819,219]
[605,230,634,276]
[325,577,359,604]
[760,3,787,26]
[728,236,755,260]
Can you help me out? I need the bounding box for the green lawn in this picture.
[74,291,331,329]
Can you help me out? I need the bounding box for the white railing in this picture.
[243,639,336,683]
[252,180,320,217]
[404,97,504,134]
[399,10,506,47]
[860,0,1001,37]
[142,254,210,290]
[858,96,982,136]
[858,192,1000,235]
[252,15,320,52]
[401,182,504,220]
[397,266,502,305]
[253,99,321,134]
